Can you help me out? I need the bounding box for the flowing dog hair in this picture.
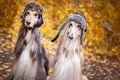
[7,2,49,80]
[51,14,88,80]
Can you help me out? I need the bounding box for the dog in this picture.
[51,14,88,80]
[7,2,49,80]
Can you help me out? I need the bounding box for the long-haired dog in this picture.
[51,14,88,80]
[7,2,49,80]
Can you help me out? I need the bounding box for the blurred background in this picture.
[0,0,120,80]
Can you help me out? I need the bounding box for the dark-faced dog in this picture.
[7,2,49,80]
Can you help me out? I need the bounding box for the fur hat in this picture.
[21,2,44,18]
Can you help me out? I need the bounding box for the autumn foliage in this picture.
[0,0,120,59]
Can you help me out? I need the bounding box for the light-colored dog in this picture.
[51,14,88,80]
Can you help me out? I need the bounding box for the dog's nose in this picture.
[69,34,74,39]
[26,21,31,25]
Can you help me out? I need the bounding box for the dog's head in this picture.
[52,14,87,45]
[21,2,44,28]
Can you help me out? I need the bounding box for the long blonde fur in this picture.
[51,22,87,80]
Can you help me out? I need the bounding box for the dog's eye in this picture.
[34,13,38,17]
[77,25,80,28]
[25,12,30,16]
[77,24,81,28]
[69,23,72,27]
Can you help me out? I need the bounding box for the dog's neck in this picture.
[14,25,42,59]
[58,37,83,55]
[25,27,42,44]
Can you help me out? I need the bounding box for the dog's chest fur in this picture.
[52,40,83,80]
[13,30,40,80]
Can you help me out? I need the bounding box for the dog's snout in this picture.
[69,33,74,39]
[26,21,31,25]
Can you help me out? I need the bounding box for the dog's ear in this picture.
[52,20,68,42]
[78,14,88,45]
[35,15,44,27]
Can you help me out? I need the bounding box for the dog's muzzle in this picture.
[68,33,74,39]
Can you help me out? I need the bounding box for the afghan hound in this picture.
[51,14,88,80]
[7,2,49,80]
